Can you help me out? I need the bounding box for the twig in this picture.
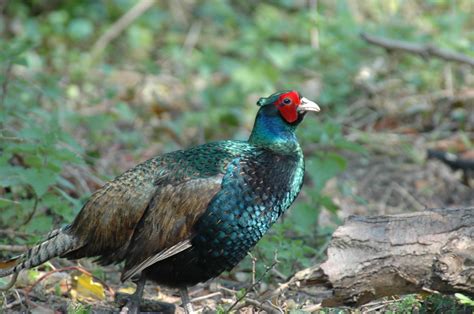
[428,149,474,172]
[0,229,31,238]
[183,21,202,56]
[271,267,287,280]
[190,291,221,303]
[361,32,474,67]
[0,273,19,291]
[301,303,322,312]
[245,298,283,314]
[360,297,400,312]
[63,167,92,194]
[248,252,257,285]
[0,229,30,239]
[217,285,238,295]
[18,187,38,227]
[0,62,12,109]
[91,0,156,59]
[2,289,23,309]
[226,258,279,313]
[379,184,393,214]
[309,0,319,49]
[0,135,25,143]
[0,244,27,252]
[392,182,425,211]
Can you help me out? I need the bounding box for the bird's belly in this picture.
[144,205,282,287]
[143,246,225,287]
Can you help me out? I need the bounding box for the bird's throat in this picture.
[248,112,299,152]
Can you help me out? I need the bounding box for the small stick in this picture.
[0,244,28,252]
[91,0,155,59]
[2,289,23,309]
[226,259,278,312]
[18,187,38,227]
[190,291,221,303]
[392,182,425,211]
[0,273,19,291]
[245,298,282,314]
[361,32,474,67]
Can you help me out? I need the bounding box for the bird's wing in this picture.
[121,239,192,282]
[64,141,243,263]
[64,159,171,262]
[120,174,223,281]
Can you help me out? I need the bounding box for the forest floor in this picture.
[2,91,473,313]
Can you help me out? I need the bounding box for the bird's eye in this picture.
[282,98,292,105]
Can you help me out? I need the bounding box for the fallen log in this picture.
[272,208,474,306]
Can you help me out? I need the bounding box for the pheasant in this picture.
[0,90,320,313]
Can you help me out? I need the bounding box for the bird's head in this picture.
[257,90,320,125]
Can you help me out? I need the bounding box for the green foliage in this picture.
[0,39,86,237]
[396,294,423,312]
[67,303,92,314]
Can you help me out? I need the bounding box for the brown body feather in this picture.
[64,154,228,275]
[123,176,223,276]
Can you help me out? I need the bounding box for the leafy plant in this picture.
[0,39,86,239]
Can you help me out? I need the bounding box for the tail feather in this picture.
[0,228,77,277]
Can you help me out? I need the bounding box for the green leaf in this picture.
[308,153,347,192]
[455,293,474,306]
[24,215,53,233]
[0,165,24,187]
[236,288,246,299]
[20,168,59,197]
[67,18,94,40]
[320,195,339,213]
[0,197,21,207]
[291,203,318,231]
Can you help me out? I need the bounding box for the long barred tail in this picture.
[0,228,77,277]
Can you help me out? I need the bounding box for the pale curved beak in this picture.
[298,97,320,113]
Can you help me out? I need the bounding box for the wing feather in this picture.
[121,239,192,281]
[66,160,164,262]
[121,175,223,278]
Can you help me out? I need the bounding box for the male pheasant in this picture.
[0,90,320,313]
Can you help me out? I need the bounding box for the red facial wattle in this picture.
[275,91,301,123]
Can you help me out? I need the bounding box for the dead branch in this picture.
[91,0,155,59]
[227,258,278,312]
[0,245,27,253]
[271,207,474,307]
[361,33,474,67]
[428,149,474,186]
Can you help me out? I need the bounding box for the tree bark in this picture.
[272,208,474,306]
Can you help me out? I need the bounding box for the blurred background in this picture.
[1,0,473,312]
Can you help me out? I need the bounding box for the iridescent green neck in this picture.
[248,107,300,152]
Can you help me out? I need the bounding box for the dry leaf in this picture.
[117,286,136,295]
[70,273,105,301]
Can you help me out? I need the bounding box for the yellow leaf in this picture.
[70,273,105,301]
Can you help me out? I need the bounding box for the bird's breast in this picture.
[191,149,304,274]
